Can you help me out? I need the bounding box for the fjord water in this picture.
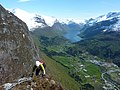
[64,29,82,42]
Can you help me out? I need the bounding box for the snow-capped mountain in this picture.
[11,8,53,30]
[10,8,63,30]
[87,12,120,24]
[59,18,85,25]
[9,8,83,30]
[86,12,120,31]
[80,12,120,38]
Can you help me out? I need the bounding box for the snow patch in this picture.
[59,18,85,24]
[42,15,56,26]
[10,8,56,29]
[113,20,120,31]
[87,12,120,26]
[103,29,107,32]
[96,15,107,22]
[12,8,36,30]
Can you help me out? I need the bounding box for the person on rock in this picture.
[32,59,46,77]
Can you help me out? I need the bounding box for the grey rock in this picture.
[0,4,38,85]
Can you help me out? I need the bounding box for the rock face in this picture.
[0,5,38,85]
[0,76,63,90]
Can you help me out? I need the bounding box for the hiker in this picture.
[32,60,46,77]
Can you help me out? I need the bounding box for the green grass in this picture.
[52,56,74,68]
[32,36,80,90]
[83,62,101,79]
[40,51,80,90]
[32,35,41,47]
[32,35,103,89]
[52,55,103,88]
[73,61,103,89]
[47,45,65,53]
[110,71,120,83]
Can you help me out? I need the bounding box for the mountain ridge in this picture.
[8,8,84,30]
[80,11,120,38]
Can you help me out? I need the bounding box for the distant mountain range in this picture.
[11,9,120,35]
[10,8,83,30]
[80,12,120,38]
[11,9,120,40]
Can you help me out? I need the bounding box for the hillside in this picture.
[0,4,65,90]
[31,26,64,38]
[79,12,120,38]
[76,31,120,67]
[77,12,120,67]
[32,33,104,90]
[0,4,38,85]
[32,12,120,90]
[33,33,120,89]
[32,36,80,90]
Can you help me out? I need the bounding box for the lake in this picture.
[64,30,82,42]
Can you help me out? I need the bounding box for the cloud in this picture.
[18,0,31,2]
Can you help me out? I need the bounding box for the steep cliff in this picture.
[0,4,38,85]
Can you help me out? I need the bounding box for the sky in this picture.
[0,0,120,20]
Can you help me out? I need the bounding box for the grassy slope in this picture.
[77,31,120,67]
[33,36,80,90]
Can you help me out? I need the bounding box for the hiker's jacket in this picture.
[33,61,46,75]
